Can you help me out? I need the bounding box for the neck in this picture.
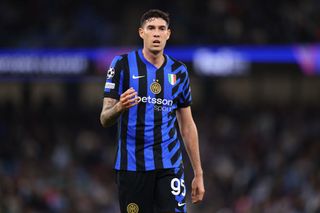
[142,48,164,68]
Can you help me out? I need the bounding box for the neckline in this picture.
[138,49,167,70]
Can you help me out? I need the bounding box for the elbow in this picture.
[100,114,108,128]
[100,113,115,128]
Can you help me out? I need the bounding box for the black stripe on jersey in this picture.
[153,64,165,169]
[112,57,122,95]
[172,71,186,96]
[104,57,123,99]
[184,93,191,102]
[168,138,178,152]
[120,55,130,170]
[171,120,183,165]
[171,59,182,71]
[170,148,181,166]
[169,127,175,138]
[167,111,175,127]
[135,51,147,170]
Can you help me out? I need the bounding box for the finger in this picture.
[120,92,136,101]
[127,87,136,93]
[193,189,205,204]
[122,94,138,106]
[192,196,199,204]
[191,186,196,197]
[199,188,205,201]
[120,92,137,103]
[192,187,204,204]
[123,97,140,109]
[121,88,136,97]
[192,190,199,203]
[191,187,197,203]
[122,92,137,102]
[127,96,139,105]
[127,99,139,108]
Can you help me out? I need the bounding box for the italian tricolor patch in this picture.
[168,74,176,85]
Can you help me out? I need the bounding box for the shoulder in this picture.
[110,53,128,67]
[166,55,188,72]
[111,49,141,66]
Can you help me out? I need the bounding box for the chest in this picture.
[127,69,179,101]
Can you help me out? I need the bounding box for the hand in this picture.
[191,174,205,204]
[117,88,139,112]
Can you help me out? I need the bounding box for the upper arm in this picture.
[177,67,192,108]
[103,56,124,100]
[176,106,194,130]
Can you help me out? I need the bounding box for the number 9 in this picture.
[171,178,186,196]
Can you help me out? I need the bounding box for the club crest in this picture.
[150,81,161,94]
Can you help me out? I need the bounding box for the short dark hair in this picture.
[140,9,170,27]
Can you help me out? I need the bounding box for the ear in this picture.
[139,27,144,39]
[166,29,171,40]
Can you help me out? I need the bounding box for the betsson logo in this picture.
[136,96,173,112]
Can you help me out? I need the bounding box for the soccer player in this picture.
[100,9,204,213]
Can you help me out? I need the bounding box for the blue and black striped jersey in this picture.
[104,49,192,171]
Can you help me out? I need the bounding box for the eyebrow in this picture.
[145,24,167,28]
[143,18,168,28]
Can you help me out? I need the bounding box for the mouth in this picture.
[153,40,161,45]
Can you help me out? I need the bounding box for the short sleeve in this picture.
[177,69,192,108]
[103,56,123,100]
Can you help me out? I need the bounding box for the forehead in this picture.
[143,17,168,27]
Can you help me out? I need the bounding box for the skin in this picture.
[100,88,138,127]
[100,17,205,207]
[139,17,171,68]
[176,107,205,204]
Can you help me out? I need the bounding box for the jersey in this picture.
[103,49,192,171]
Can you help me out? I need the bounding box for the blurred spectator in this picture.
[1,92,320,212]
[0,0,320,47]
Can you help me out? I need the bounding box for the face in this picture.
[139,18,171,54]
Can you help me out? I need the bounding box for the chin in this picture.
[149,46,163,54]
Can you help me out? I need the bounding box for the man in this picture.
[100,9,204,213]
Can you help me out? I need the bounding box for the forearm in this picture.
[100,89,139,128]
[181,123,203,176]
[100,101,122,127]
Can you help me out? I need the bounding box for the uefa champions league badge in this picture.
[107,67,115,79]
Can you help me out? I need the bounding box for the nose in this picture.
[153,29,160,37]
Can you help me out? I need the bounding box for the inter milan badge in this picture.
[107,67,115,79]
[168,74,176,85]
[127,203,139,213]
[150,80,161,94]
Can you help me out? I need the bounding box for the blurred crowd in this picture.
[1,92,320,213]
[194,102,320,213]
[1,0,320,212]
[1,0,320,47]
[0,96,119,213]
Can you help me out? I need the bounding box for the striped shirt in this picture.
[104,49,192,171]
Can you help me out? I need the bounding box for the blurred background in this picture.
[1,0,320,212]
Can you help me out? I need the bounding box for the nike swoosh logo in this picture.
[178,203,186,207]
[132,75,145,79]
